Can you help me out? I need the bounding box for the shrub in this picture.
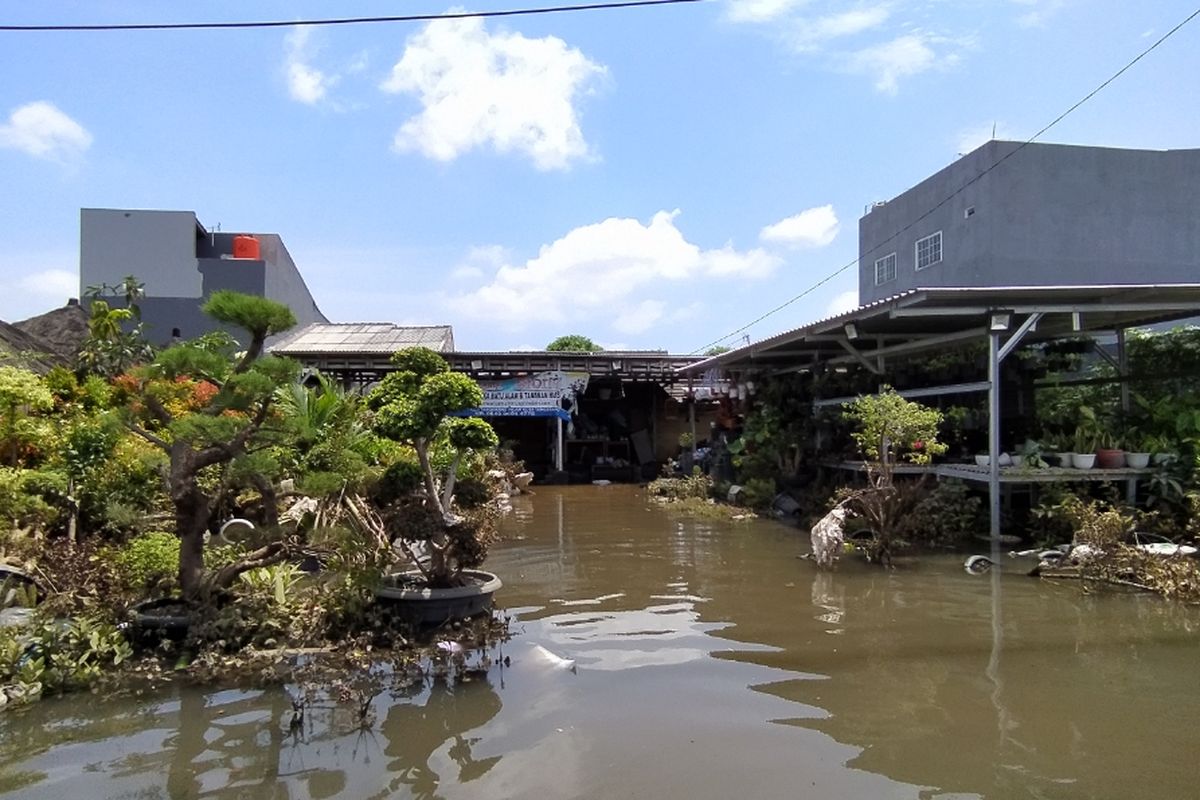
[898,479,983,547]
[648,471,713,501]
[112,532,178,593]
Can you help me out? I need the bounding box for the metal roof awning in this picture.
[680,285,1200,376]
[270,323,456,355]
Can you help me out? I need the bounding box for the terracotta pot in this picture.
[1095,449,1126,469]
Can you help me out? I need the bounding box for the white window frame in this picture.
[915,231,942,271]
[874,252,897,286]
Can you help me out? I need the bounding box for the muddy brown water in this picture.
[2,485,1198,799]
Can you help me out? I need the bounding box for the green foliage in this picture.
[738,477,776,512]
[446,416,499,451]
[648,471,713,501]
[732,373,814,481]
[703,345,731,356]
[239,562,305,607]
[372,455,425,505]
[369,350,486,444]
[843,388,947,465]
[546,334,601,352]
[0,367,54,467]
[0,613,133,705]
[78,278,155,378]
[153,343,231,384]
[201,291,296,340]
[899,479,983,547]
[0,467,57,527]
[112,532,179,593]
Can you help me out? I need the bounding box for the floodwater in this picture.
[2,486,1199,799]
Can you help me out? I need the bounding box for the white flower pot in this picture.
[1126,452,1151,469]
[1071,453,1096,469]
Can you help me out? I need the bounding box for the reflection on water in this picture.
[2,485,1198,799]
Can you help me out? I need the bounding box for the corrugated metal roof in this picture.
[682,284,1200,374]
[270,323,455,354]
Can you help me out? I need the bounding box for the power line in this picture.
[689,5,1200,357]
[0,0,702,32]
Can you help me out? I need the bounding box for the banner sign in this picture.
[459,371,590,421]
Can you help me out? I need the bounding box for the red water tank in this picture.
[232,235,260,260]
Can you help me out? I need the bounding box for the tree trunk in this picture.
[171,444,212,599]
[177,501,209,598]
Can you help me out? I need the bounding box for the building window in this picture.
[915,231,942,270]
[874,252,897,285]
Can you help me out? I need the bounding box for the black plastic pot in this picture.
[129,598,193,643]
[375,570,502,626]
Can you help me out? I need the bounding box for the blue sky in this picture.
[1,1,1197,353]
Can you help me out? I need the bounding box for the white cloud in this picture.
[446,211,779,329]
[954,121,1015,156]
[0,101,92,162]
[18,269,77,300]
[760,205,839,248]
[381,18,606,170]
[614,299,667,334]
[1012,0,1067,28]
[284,28,336,105]
[451,245,508,280]
[726,0,809,24]
[826,289,859,317]
[844,33,944,94]
[729,1,968,92]
[788,7,890,51]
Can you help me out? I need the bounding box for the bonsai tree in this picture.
[842,387,947,565]
[368,347,499,587]
[124,290,299,598]
[546,334,601,352]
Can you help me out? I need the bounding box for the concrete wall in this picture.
[80,209,204,297]
[858,142,1200,304]
[256,234,327,328]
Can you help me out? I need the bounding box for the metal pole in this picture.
[556,416,564,471]
[688,374,697,458]
[989,330,1002,546]
[1116,328,1130,416]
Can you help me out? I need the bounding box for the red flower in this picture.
[912,440,924,450]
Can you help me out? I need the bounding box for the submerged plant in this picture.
[842,388,947,565]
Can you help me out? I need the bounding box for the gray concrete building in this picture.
[858,141,1200,305]
[80,208,327,344]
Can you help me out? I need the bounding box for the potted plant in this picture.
[367,347,504,624]
[678,431,695,473]
[1071,425,1096,469]
[1015,439,1048,469]
[1095,430,1126,469]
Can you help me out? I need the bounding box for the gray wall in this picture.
[80,209,204,297]
[858,142,1200,304]
[257,233,327,328]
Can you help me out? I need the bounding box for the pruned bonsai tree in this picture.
[123,290,299,598]
[841,387,947,566]
[367,347,500,588]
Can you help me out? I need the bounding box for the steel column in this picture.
[988,330,1002,547]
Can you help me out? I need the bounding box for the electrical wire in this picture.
[688,5,1200,356]
[0,0,702,32]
